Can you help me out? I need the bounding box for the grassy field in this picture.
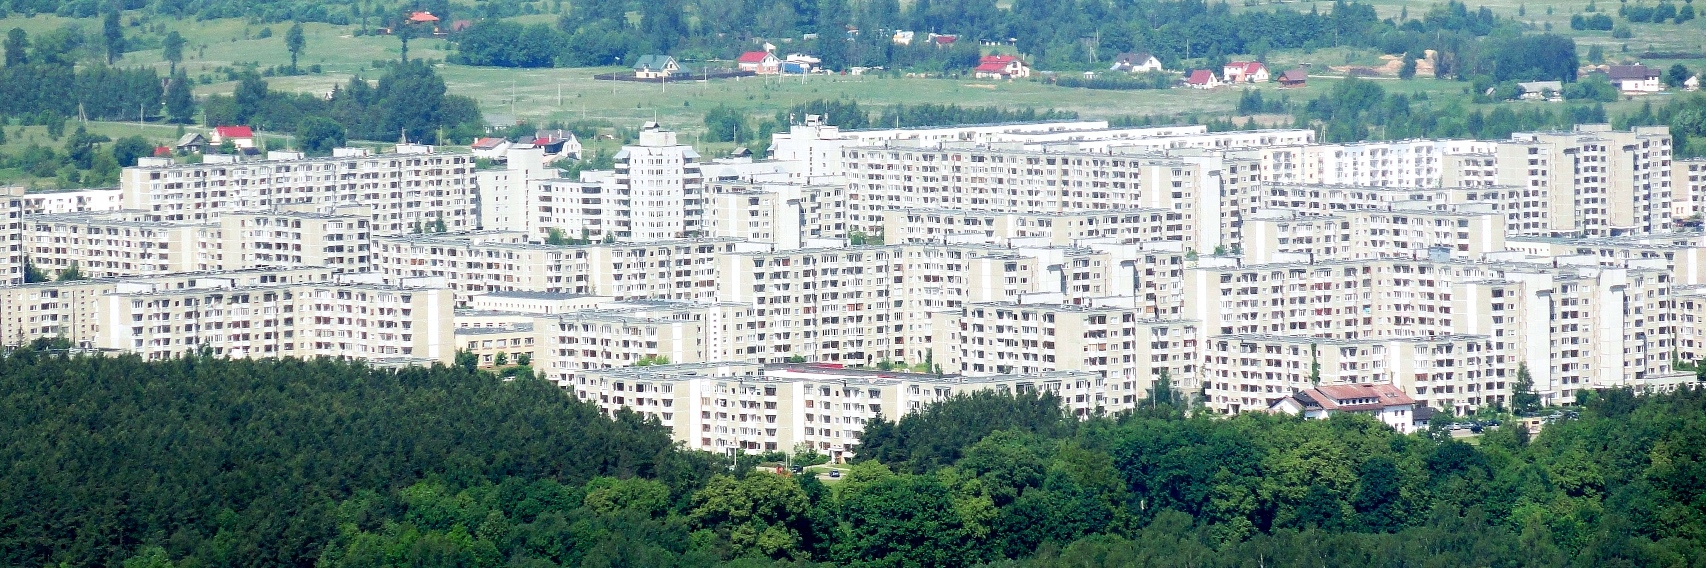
[0,0,1697,186]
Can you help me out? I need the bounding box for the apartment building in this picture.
[880,207,1191,248]
[571,361,1102,459]
[1675,158,1706,220]
[1202,333,1506,415]
[705,181,846,248]
[95,277,453,364]
[841,142,1229,249]
[0,267,334,348]
[931,302,1198,396]
[13,187,124,215]
[119,146,477,235]
[612,126,705,240]
[1242,205,1507,263]
[3,186,26,286]
[23,211,212,278]
[535,300,752,383]
[1440,125,1674,236]
[217,210,373,273]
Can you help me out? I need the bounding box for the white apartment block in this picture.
[1441,125,1673,237]
[8,120,1705,425]
[881,207,1191,248]
[613,126,704,240]
[13,187,124,215]
[841,142,1230,250]
[1202,333,1506,416]
[1242,205,1507,263]
[1,187,22,286]
[23,211,212,278]
[374,233,740,304]
[1675,158,1706,220]
[21,209,373,279]
[931,302,1198,396]
[120,146,477,235]
[570,361,1102,460]
[705,181,847,248]
[0,267,334,346]
[95,276,453,364]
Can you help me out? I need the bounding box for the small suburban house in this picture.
[1110,52,1163,73]
[1222,61,1269,83]
[1278,68,1308,88]
[1517,80,1563,101]
[1184,69,1221,89]
[737,51,781,74]
[1269,384,1420,434]
[1687,75,1701,91]
[210,126,256,150]
[407,11,444,35]
[173,132,207,154]
[974,55,1030,79]
[531,129,582,162]
[1608,64,1662,93]
[632,55,679,79]
[471,137,510,160]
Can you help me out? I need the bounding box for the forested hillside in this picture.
[0,343,713,567]
[3,340,1705,566]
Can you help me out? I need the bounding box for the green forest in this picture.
[3,341,1705,567]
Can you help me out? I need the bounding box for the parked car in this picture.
[828,470,842,478]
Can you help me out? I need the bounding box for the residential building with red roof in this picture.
[1270,384,1419,433]
[1222,61,1269,83]
[736,51,780,74]
[1184,69,1221,89]
[210,126,256,150]
[973,55,1029,79]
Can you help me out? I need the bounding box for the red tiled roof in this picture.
[408,11,440,22]
[471,137,505,149]
[1304,384,1415,412]
[1186,70,1215,84]
[153,146,171,157]
[933,35,957,44]
[737,51,772,63]
[214,126,253,138]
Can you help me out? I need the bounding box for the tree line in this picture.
[201,59,485,149]
[441,0,1577,87]
[704,98,1079,153]
[8,340,1704,567]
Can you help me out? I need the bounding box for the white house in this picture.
[1608,65,1662,93]
[1184,69,1221,89]
[1111,52,1163,73]
[1269,384,1419,434]
[632,55,680,79]
[974,55,1030,79]
[1222,61,1269,83]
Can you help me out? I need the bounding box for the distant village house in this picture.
[737,51,781,75]
[632,55,680,79]
[973,55,1030,79]
[1607,64,1662,93]
[1184,69,1221,89]
[1110,52,1163,73]
[1222,61,1269,83]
